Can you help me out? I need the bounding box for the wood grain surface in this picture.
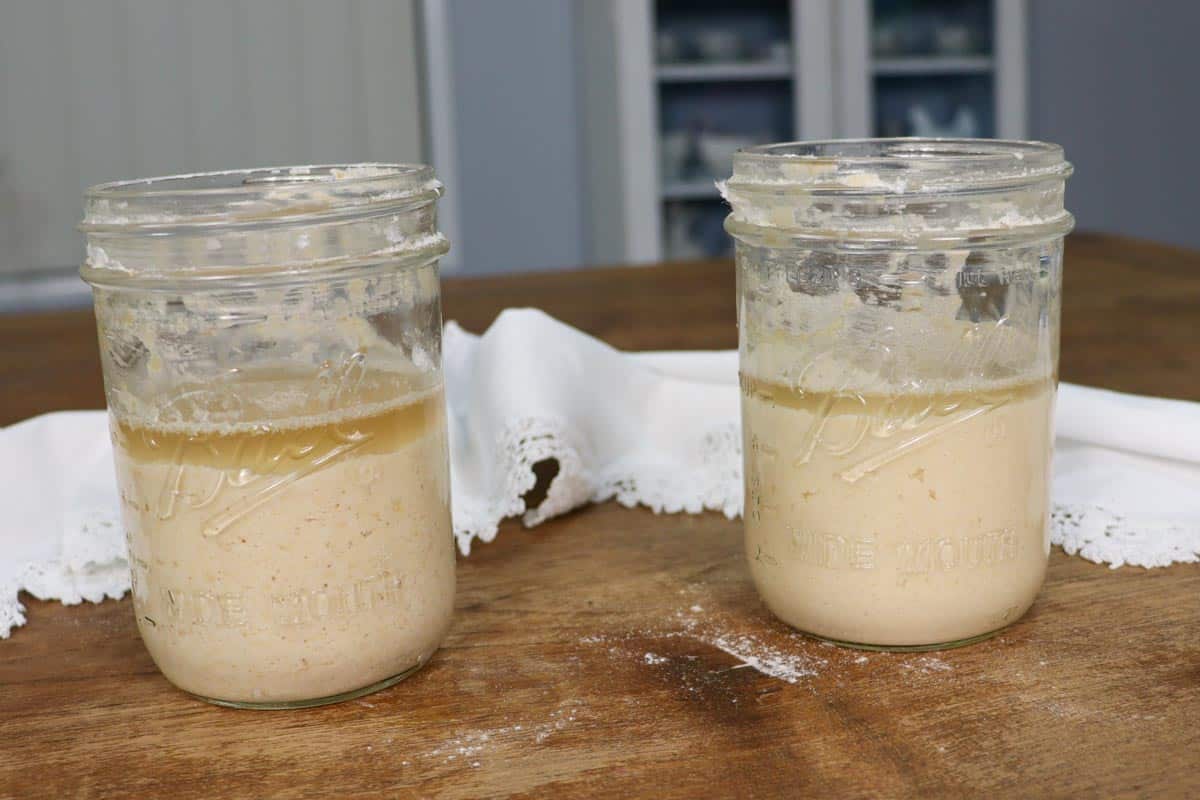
[1,232,1198,799]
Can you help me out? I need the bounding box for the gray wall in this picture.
[447,0,588,274]
[0,0,426,277]
[1029,0,1200,250]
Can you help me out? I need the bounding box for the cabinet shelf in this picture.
[656,61,792,83]
[872,56,993,76]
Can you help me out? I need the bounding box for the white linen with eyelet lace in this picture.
[2,308,1197,638]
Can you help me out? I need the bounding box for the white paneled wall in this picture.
[0,0,426,275]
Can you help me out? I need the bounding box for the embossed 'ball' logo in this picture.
[788,340,1012,482]
[150,352,376,538]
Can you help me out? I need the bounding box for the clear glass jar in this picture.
[724,139,1073,650]
[80,165,455,707]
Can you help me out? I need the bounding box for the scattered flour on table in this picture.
[578,607,830,685]
[700,631,822,684]
[673,607,828,684]
[901,656,954,674]
[577,593,975,694]
[411,700,583,765]
[576,603,975,691]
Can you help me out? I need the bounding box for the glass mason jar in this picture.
[80,165,455,707]
[725,139,1073,650]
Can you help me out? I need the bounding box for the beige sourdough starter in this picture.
[112,373,455,704]
[742,364,1054,647]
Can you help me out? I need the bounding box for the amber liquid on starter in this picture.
[741,374,1054,649]
[113,378,455,705]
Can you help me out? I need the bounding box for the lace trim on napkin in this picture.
[1050,503,1200,569]
[2,510,129,638]
[452,416,742,555]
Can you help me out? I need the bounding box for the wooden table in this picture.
[2,232,1198,799]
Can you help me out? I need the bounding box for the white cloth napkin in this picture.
[444,310,741,554]
[2,308,1197,638]
[1052,384,1200,567]
[0,412,128,637]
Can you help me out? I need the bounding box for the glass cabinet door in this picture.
[871,0,998,138]
[654,0,794,260]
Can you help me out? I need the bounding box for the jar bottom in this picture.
[187,659,429,710]
[793,624,1012,653]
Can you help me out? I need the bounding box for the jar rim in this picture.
[729,138,1071,195]
[723,138,1074,249]
[739,137,1064,164]
[81,163,441,231]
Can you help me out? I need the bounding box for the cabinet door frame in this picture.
[995,0,1028,140]
[418,0,464,272]
[612,0,663,263]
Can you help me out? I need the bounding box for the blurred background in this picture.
[1,0,1197,312]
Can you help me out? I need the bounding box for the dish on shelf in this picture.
[698,132,757,178]
[664,203,707,261]
[764,40,792,64]
[660,130,693,182]
[872,17,932,56]
[934,24,975,55]
[907,105,980,138]
[656,30,684,64]
[872,23,903,57]
[664,201,730,261]
[693,29,745,62]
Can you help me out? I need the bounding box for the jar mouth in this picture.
[723,138,1073,249]
[81,164,441,231]
[728,138,1072,196]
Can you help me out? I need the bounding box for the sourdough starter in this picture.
[113,380,454,704]
[742,374,1054,647]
